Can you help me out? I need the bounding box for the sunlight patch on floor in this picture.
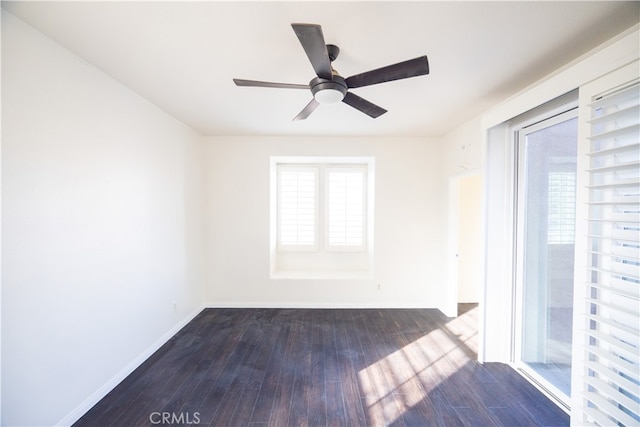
[358,307,478,425]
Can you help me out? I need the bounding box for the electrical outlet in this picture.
[172,302,177,312]
[377,284,381,291]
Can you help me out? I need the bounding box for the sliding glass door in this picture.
[515,109,578,404]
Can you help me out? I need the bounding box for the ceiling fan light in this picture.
[314,88,346,104]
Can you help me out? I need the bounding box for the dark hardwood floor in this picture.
[74,305,569,426]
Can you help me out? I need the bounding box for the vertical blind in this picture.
[278,166,316,246]
[327,167,366,247]
[583,80,640,426]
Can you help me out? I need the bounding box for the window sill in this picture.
[271,270,373,280]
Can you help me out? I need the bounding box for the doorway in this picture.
[456,173,483,309]
[447,171,483,319]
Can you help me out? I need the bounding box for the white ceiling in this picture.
[3,1,639,137]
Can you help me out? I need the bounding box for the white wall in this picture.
[442,117,483,176]
[203,136,447,309]
[1,12,205,426]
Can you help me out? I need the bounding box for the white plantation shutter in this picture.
[548,171,577,244]
[327,167,366,248]
[277,166,317,247]
[578,69,640,426]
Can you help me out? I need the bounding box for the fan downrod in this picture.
[326,44,339,62]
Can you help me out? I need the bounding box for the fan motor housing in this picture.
[310,75,347,103]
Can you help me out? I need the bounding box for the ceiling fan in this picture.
[233,23,430,121]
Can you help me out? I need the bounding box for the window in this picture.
[276,163,368,251]
[548,171,576,244]
[277,165,317,248]
[270,157,374,278]
[326,166,367,249]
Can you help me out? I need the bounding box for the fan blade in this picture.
[345,56,429,89]
[233,79,309,89]
[291,23,332,80]
[342,92,387,118]
[293,98,320,121]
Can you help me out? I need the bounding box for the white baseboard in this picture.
[56,305,205,427]
[204,301,435,309]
